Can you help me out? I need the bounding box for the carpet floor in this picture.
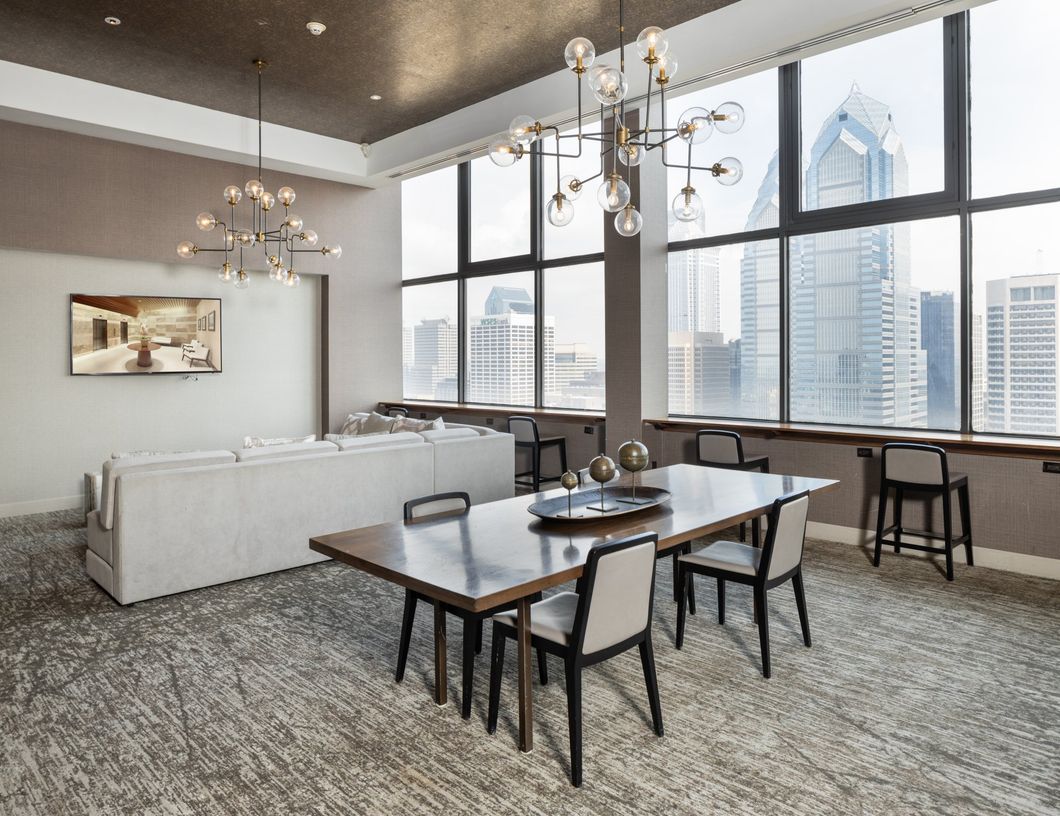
[1,509,1058,815]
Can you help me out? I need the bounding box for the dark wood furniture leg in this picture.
[517,596,533,752]
[461,619,476,719]
[873,485,888,567]
[959,483,974,566]
[433,600,447,706]
[395,590,417,682]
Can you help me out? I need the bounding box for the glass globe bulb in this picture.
[508,114,539,146]
[560,174,583,200]
[597,175,631,213]
[714,156,744,186]
[614,205,643,237]
[234,269,250,289]
[223,185,242,205]
[672,188,703,222]
[260,192,275,211]
[245,179,263,200]
[235,228,255,246]
[218,262,233,283]
[655,52,678,81]
[488,137,521,168]
[618,143,644,167]
[589,65,627,106]
[635,26,669,60]
[323,244,342,259]
[285,272,301,288]
[176,240,197,259]
[564,37,596,71]
[195,212,216,231]
[546,193,575,227]
[285,214,304,232]
[677,106,714,145]
[300,229,318,247]
[268,253,283,268]
[277,186,296,207]
[713,101,746,134]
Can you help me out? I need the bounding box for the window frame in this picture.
[402,147,605,409]
[667,8,1060,439]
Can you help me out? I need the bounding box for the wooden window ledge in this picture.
[381,401,605,424]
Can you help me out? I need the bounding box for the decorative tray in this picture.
[527,486,671,523]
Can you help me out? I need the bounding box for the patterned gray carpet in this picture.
[1,509,1058,815]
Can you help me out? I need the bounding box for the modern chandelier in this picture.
[489,0,745,237]
[176,59,341,289]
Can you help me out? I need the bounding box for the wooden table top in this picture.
[310,463,839,613]
[127,342,161,351]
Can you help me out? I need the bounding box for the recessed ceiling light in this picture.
[306,21,326,36]
[369,94,382,101]
[104,16,121,25]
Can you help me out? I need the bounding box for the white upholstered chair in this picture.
[676,490,812,679]
[487,532,663,787]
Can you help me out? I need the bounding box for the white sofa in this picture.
[85,423,513,605]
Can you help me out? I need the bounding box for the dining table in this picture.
[309,462,839,753]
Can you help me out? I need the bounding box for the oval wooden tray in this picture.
[527,485,671,522]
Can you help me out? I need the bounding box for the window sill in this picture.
[645,417,1060,460]
[382,400,606,423]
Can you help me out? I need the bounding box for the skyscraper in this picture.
[668,212,720,334]
[743,84,927,426]
[668,332,732,416]
[920,291,959,429]
[405,317,457,400]
[468,287,554,405]
[985,274,1060,434]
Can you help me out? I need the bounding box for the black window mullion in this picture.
[778,61,802,424]
[953,10,972,435]
[531,143,544,409]
[457,163,469,403]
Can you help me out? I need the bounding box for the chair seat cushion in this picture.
[493,591,579,646]
[680,540,760,576]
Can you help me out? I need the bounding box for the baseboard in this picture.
[0,495,82,519]
[807,521,1060,581]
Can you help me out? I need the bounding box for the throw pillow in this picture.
[242,434,316,449]
[340,414,368,436]
[360,411,397,435]
[112,449,196,459]
[390,416,445,433]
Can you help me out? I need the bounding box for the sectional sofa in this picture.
[85,423,513,605]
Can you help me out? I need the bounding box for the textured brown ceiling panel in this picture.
[0,0,739,143]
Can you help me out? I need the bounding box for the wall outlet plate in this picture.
[419,412,427,419]
[1044,461,1060,474]
[857,448,873,458]
[485,417,494,425]
[584,425,594,434]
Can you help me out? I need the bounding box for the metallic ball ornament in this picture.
[560,471,579,491]
[618,440,649,473]
[588,455,617,485]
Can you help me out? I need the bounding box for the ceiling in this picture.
[0,0,739,144]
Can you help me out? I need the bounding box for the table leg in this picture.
[433,600,447,707]
[517,596,533,753]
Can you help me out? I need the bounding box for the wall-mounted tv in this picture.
[71,295,222,375]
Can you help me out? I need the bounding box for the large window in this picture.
[402,147,605,408]
[668,0,1060,438]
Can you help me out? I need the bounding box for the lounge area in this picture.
[2,0,1060,813]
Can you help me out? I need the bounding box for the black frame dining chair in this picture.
[508,415,568,491]
[676,490,812,679]
[396,492,548,719]
[696,429,770,547]
[873,443,973,582]
[487,532,663,787]
[385,406,409,418]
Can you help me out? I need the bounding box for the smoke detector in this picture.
[306,21,327,36]
[360,143,372,158]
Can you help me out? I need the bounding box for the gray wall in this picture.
[0,120,401,513]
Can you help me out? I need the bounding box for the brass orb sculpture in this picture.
[617,440,651,504]
[587,455,617,513]
[560,470,579,517]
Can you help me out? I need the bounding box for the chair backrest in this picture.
[881,443,948,486]
[386,406,409,418]
[403,491,471,521]
[759,491,810,581]
[507,415,539,444]
[696,430,743,465]
[571,532,658,657]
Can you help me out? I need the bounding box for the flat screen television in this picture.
[70,295,222,375]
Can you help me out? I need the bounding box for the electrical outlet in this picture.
[651,460,658,469]
[1044,461,1060,474]
[485,417,494,425]
[419,412,427,419]
[857,448,873,458]
[583,425,594,434]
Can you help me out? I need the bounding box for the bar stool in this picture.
[696,430,770,547]
[873,443,973,582]
[508,415,568,491]
[385,406,409,418]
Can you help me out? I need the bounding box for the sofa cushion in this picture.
[86,510,113,563]
[242,434,316,449]
[418,428,480,443]
[444,422,499,437]
[333,432,425,451]
[100,450,237,529]
[234,440,339,463]
[391,416,444,434]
